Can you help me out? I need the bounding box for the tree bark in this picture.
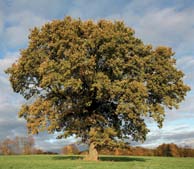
[84,142,98,161]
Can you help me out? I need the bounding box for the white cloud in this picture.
[5,26,29,49]
[176,56,194,88]
[33,133,77,152]
[106,2,194,55]
[7,10,48,27]
[0,52,19,97]
[0,51,26,140]
[177,56,194,70]
[0,52,19,71]
[4,11,48,48]
[134,8,194,49]
[8,0,70,19]
[163,93,194,122]
[135,123,194,148]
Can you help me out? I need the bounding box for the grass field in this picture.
[0,155,194,169]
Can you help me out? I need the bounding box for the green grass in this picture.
[0,155,194,169]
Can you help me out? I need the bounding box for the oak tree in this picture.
[6,16,190,160]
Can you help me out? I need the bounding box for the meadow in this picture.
[0,155,194,169]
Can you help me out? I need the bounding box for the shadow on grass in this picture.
[99,156,146,162]
[52,155,84,160]
[53,155,147,162]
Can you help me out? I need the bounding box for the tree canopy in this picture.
[6,16,190,160]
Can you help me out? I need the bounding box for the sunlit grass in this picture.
[0,155,194,169]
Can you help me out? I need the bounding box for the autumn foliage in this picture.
[61,144,79,155]
[6,16,190,160]
[95,143,194,157]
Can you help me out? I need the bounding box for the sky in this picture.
[0,0,194,152]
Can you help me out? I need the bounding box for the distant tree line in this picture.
[1,136,194,157]
[154,143,194,157]
[61,144,80,155]
[61,143,194,157]
[0,136,44,155]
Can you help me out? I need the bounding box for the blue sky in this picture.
[0,0,194,152]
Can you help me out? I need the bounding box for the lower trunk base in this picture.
[84,143,98,161]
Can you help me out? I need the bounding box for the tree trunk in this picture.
[84,142,98,161]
